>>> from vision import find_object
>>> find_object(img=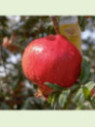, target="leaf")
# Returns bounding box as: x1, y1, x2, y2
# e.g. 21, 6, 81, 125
83, 87, 90, 100
22, 97, 44, 109
85, 81, 95, 91
76, 101, 92, 109
85, 81, 95, 100
58, 89, 70, 108
90, 97, 95, 109
45, 82, 63, 91
73, 82, 95, 105
78, 17, 87, 31
71, 83, 80, 92
72, 88, 85, 104
22, 98, 34, 109
48, 91, 59, 107
79, 58, 91, 84
0, 102, 10, 109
